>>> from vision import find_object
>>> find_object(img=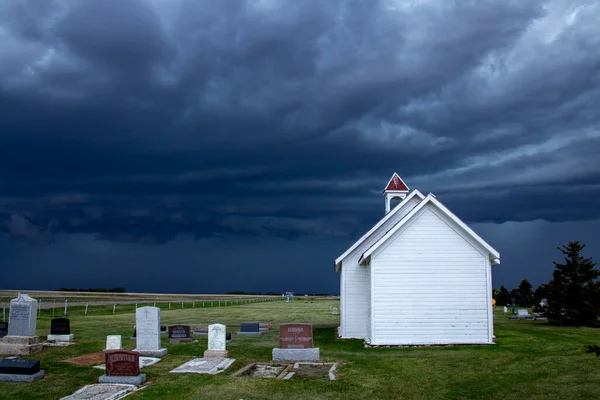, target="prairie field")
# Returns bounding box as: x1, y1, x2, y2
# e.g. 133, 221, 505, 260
1, 298, 599, 400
